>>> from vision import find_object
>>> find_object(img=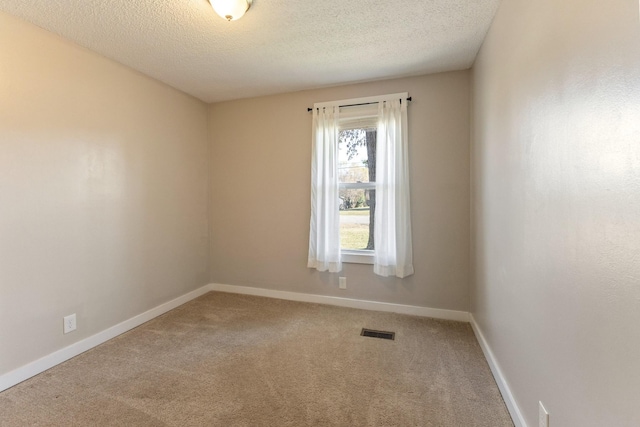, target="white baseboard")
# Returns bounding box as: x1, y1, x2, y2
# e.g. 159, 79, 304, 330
208, 283, 470, 322
0, 285, 211, 393
470, 314, 526, 427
